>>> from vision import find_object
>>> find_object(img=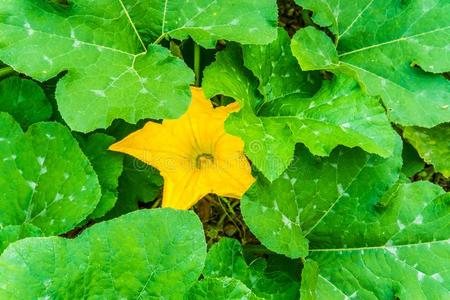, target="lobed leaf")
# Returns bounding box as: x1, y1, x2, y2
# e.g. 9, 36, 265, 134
204, 36, 398, 181
77, 133, 124, 219
241, 138, 402, 258
303, 182, 450, 299
292, 0, 450, 127
404, 124, 450, 177
0, 0, 277, 132
0, 76, 52, 128
0, 209, 206, 299
0, 113, 101, 250
203, 238, 300, 299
